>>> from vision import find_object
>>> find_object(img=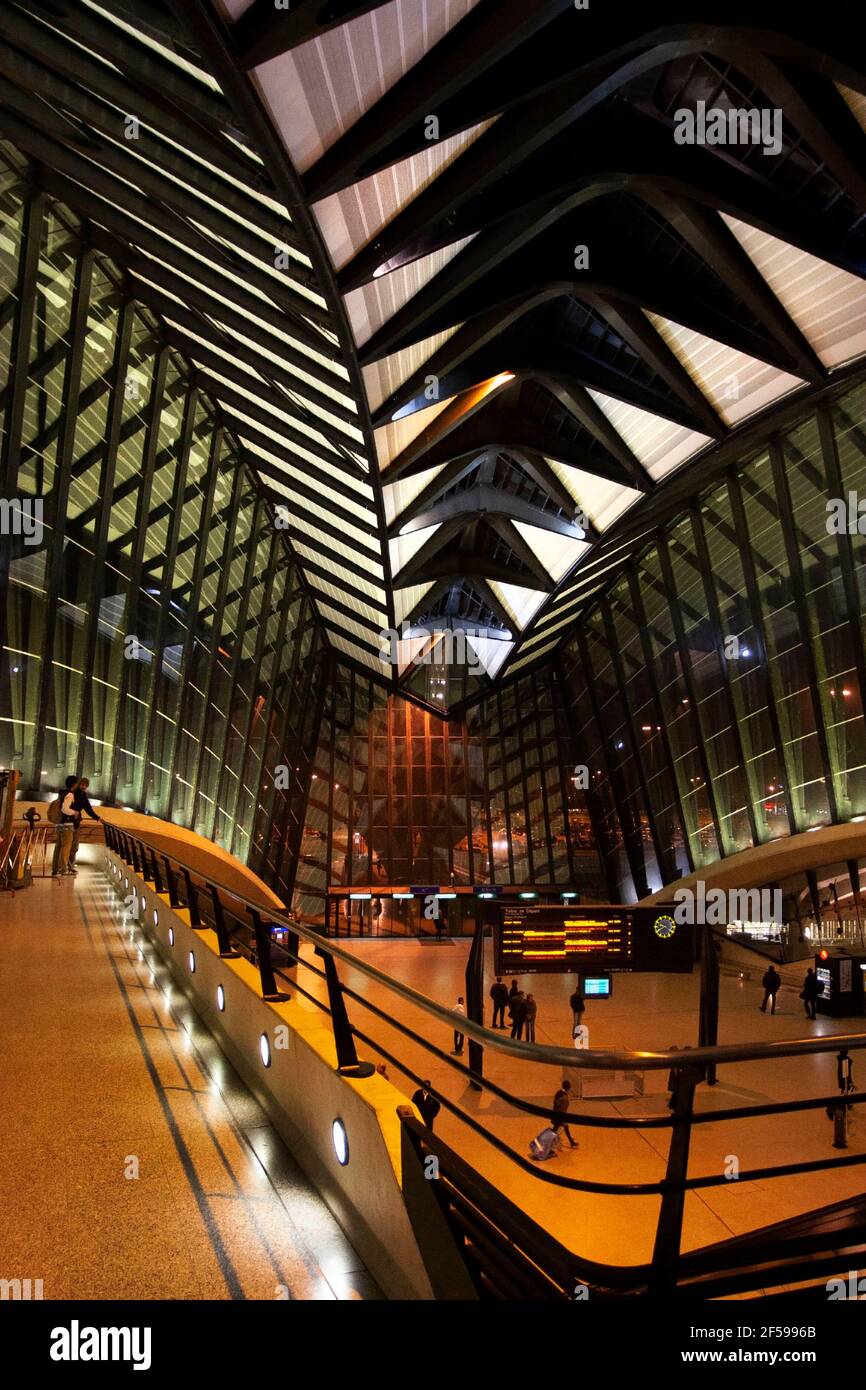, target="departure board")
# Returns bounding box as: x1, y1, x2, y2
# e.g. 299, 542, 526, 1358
495, 905, 692, 974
